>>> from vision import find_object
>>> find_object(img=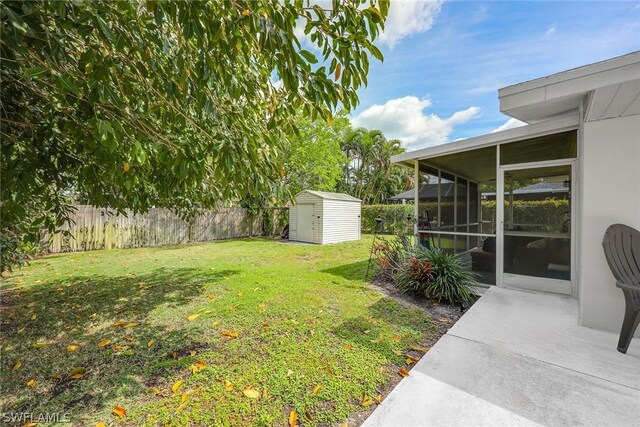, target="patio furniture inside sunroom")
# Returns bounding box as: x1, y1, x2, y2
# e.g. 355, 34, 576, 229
395, 126, 577, 294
